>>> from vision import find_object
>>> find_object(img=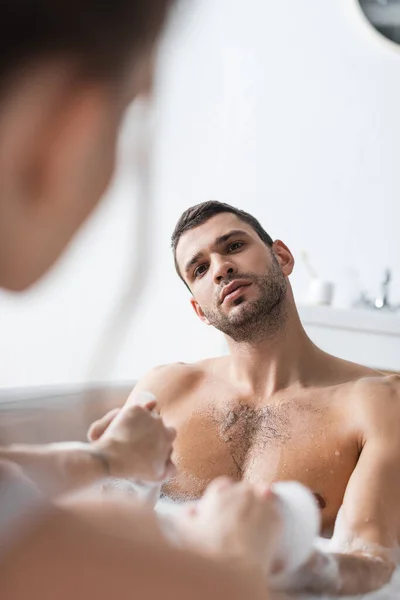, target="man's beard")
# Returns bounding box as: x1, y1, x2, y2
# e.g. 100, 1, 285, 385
202, 257, 288, 343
